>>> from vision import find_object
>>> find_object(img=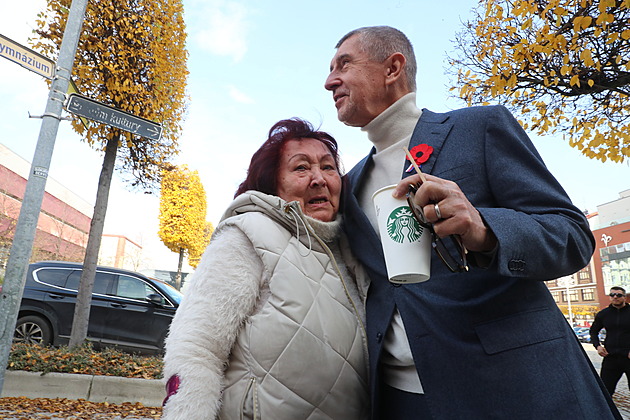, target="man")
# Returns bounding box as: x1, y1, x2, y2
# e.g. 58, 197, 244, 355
325, 26, 620, 419
591, 286, 630, 396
